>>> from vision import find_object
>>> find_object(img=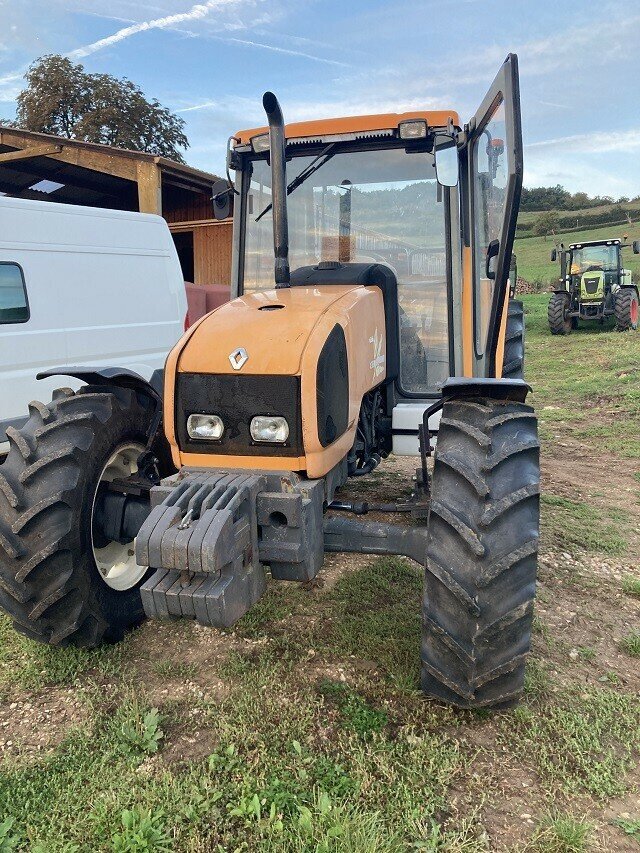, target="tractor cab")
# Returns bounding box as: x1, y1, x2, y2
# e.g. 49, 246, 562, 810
549, 238, 639, 333
213, 56, 523, 460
